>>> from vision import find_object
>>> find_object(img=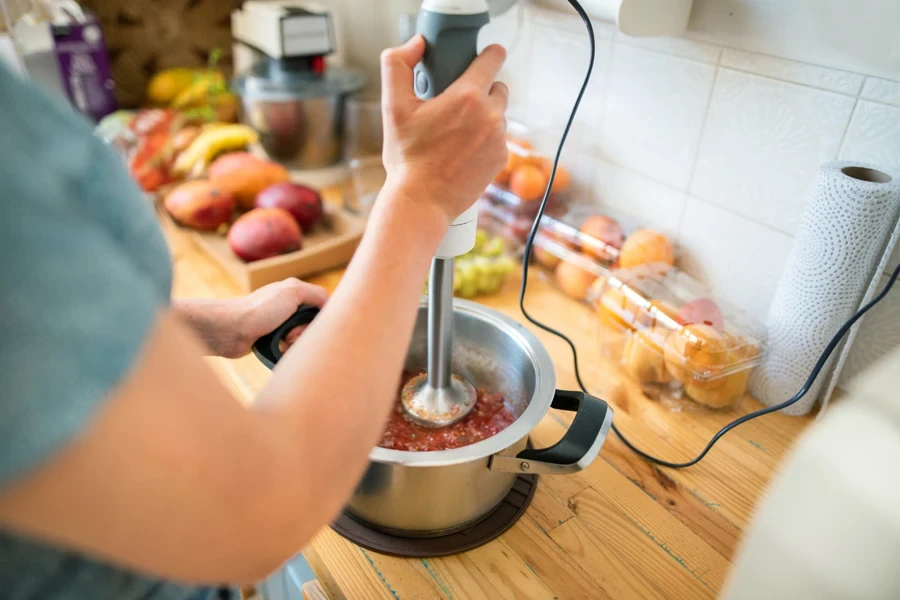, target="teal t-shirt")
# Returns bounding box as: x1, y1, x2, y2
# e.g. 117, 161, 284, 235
0, 65, 215, 599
